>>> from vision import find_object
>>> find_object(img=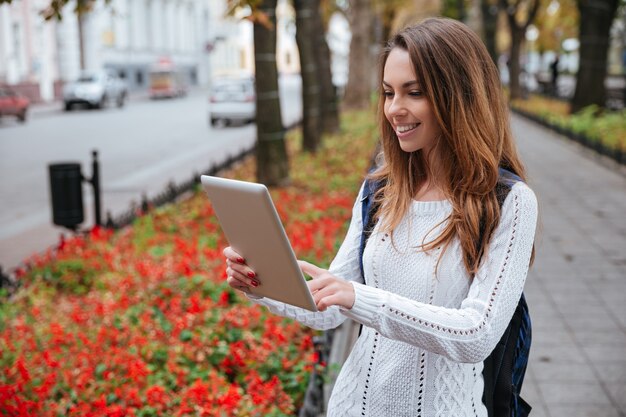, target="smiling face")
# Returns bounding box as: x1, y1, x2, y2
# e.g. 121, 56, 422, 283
382, 48, 442, 156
